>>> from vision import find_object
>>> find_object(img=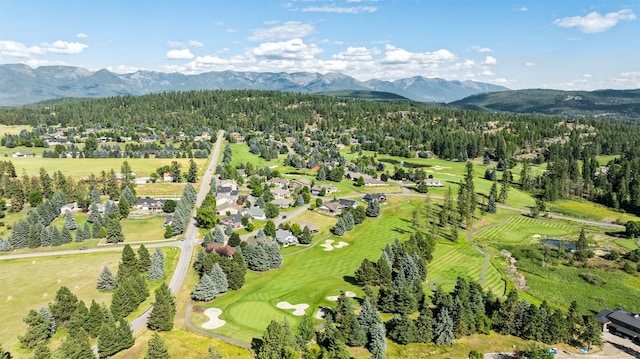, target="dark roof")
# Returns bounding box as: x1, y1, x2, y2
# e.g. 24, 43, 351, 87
338, 199, 357, 207
596, 309, 613, 324
222, 213, 244, 224
363, 193, 385, 201
608, 310, 640, 330
218, 186, 232, 193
